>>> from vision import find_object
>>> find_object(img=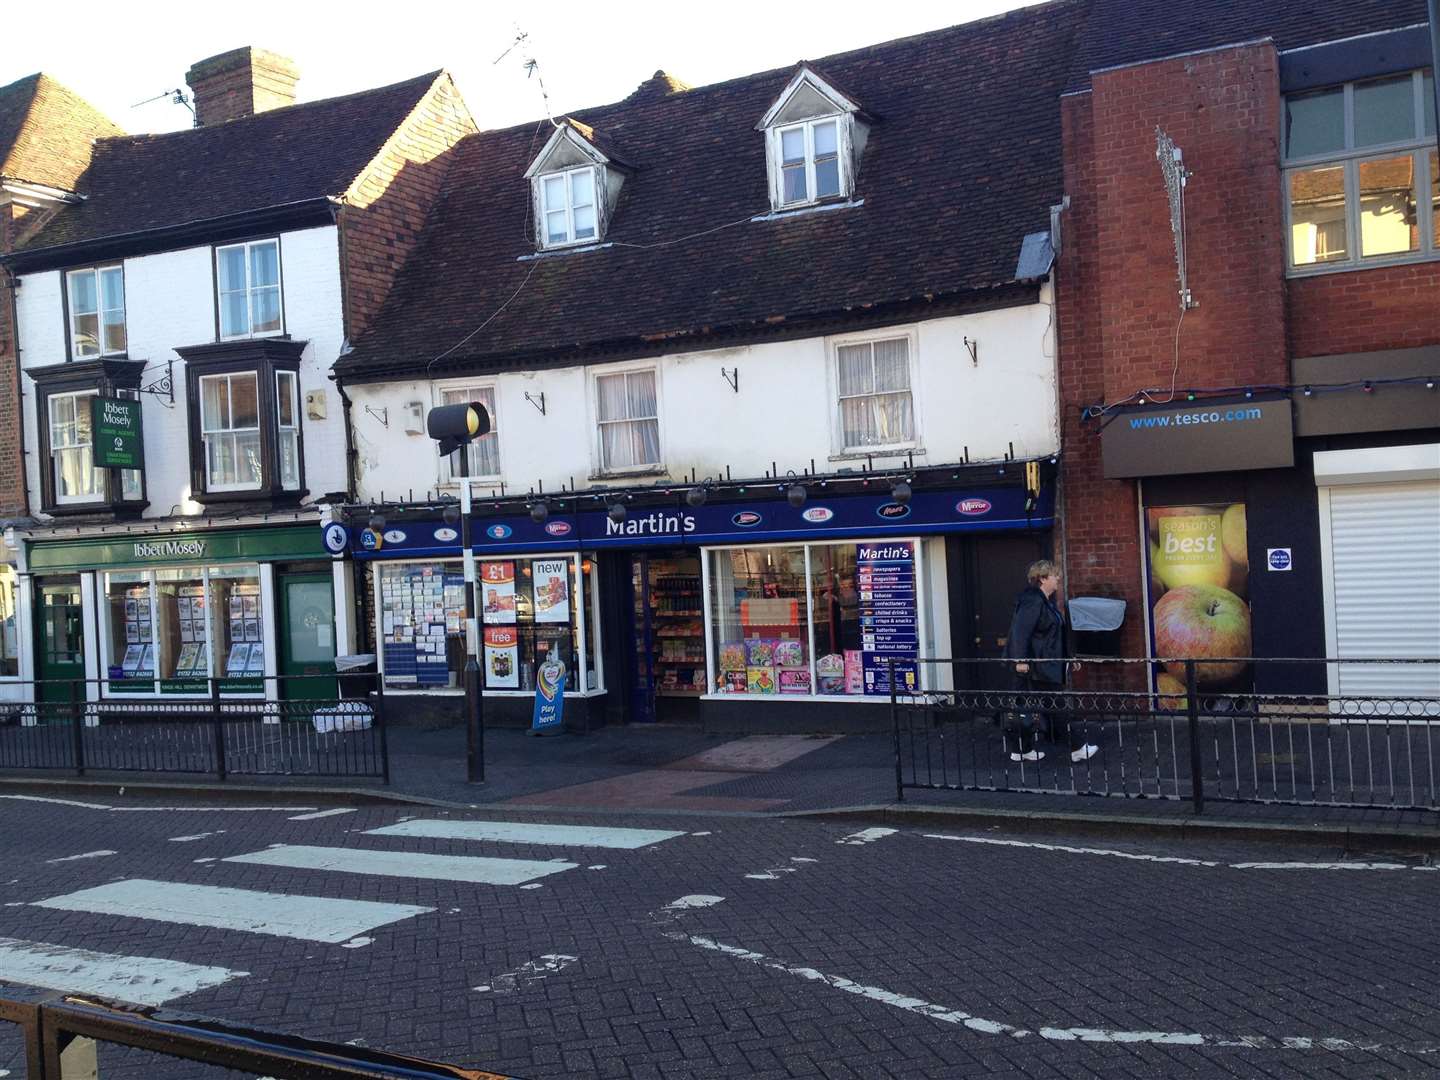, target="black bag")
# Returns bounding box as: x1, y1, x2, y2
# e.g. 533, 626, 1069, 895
1001, 675, 1051, 738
